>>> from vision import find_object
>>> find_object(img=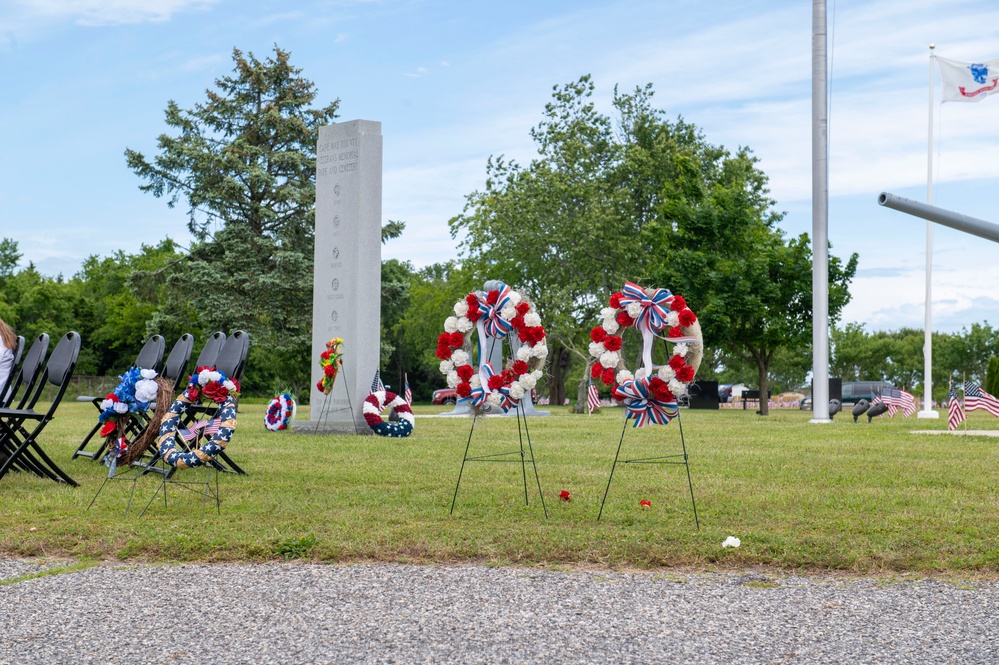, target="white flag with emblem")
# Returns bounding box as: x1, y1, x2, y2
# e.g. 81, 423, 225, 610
938, 56, 999, 103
